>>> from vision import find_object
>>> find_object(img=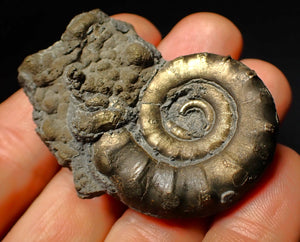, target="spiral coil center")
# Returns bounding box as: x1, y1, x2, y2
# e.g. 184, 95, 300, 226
164, 98, 215, 140
161, 81, 217, 141
139, 63, 238, 165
